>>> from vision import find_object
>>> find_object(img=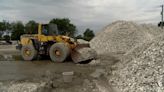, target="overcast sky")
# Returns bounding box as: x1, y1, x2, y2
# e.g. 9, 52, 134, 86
0, 0, 163, 33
